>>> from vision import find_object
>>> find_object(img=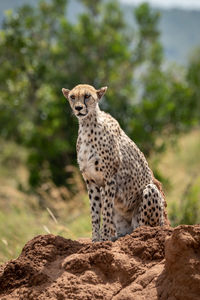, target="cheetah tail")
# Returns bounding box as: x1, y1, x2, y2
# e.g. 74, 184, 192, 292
153, 176, 165, 200
152, 175, 170, 226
